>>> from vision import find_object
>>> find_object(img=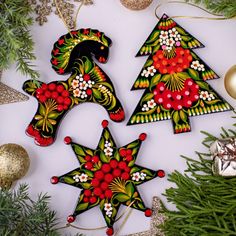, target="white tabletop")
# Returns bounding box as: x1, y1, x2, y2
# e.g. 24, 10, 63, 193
1, 1, 236, 235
